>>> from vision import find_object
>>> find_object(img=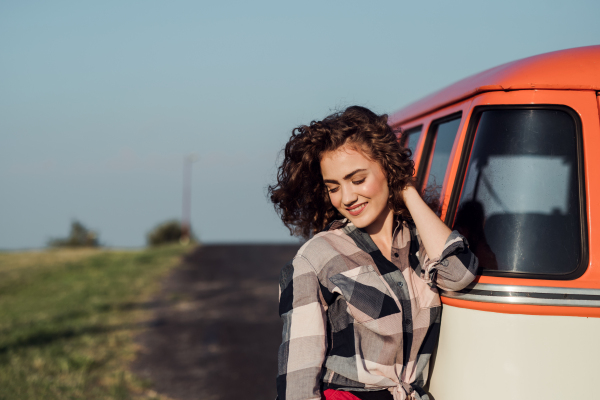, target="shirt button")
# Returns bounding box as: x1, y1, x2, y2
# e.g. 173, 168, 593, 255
397, 282, 403, 287
394, 253, 399, 258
